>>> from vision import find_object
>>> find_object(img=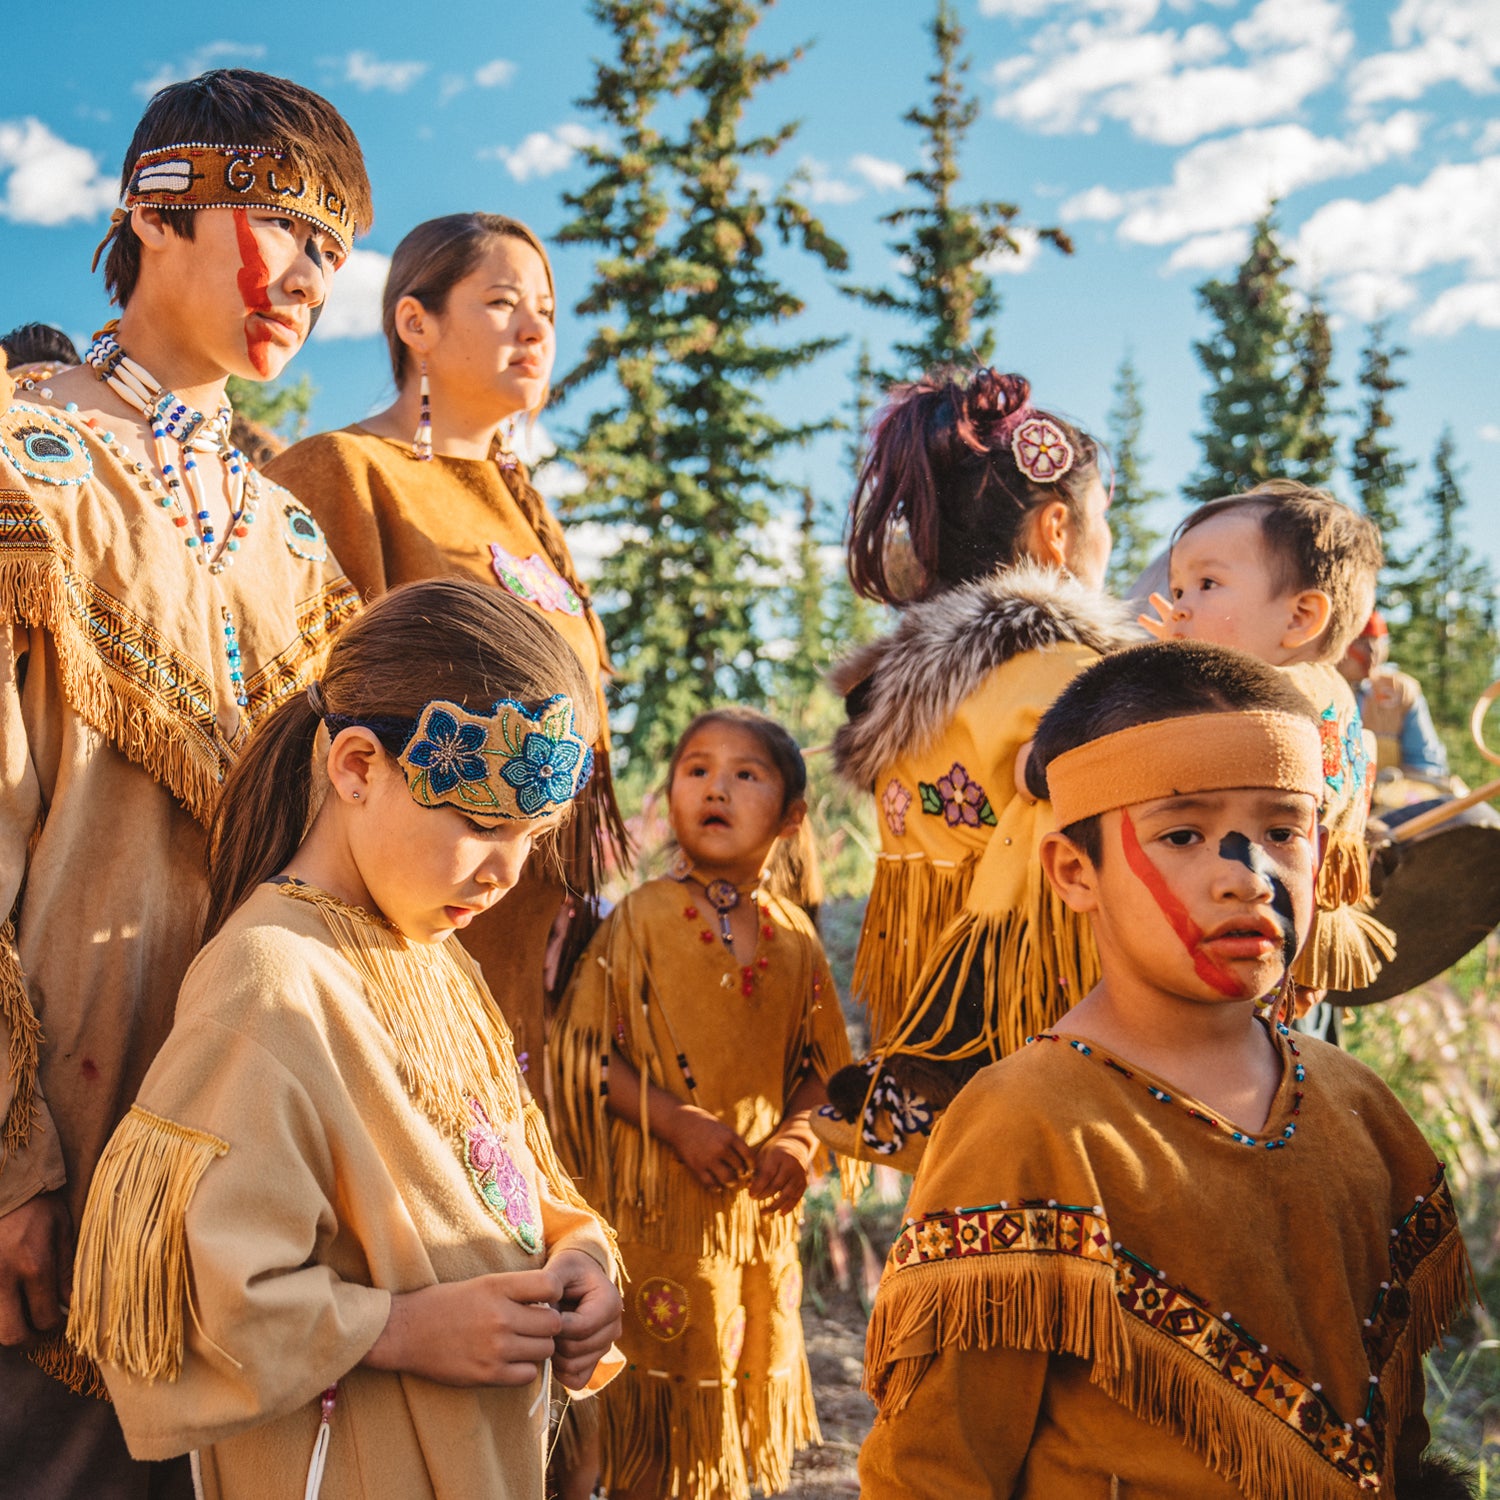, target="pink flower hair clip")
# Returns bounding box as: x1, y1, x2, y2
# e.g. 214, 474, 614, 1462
1010, 413, 1075, 485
